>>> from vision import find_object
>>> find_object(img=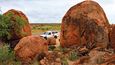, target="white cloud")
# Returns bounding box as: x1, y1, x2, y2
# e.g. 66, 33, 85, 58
0, 0, 115, 24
